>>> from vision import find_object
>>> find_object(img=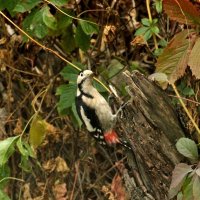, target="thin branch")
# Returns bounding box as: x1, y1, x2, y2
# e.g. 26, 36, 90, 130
172, 83, 200, 136
0, 11, 111, 93
44, 0, 98, 26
